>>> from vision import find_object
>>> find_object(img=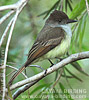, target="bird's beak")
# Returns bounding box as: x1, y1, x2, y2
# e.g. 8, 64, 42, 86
67, 19, 77, 23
